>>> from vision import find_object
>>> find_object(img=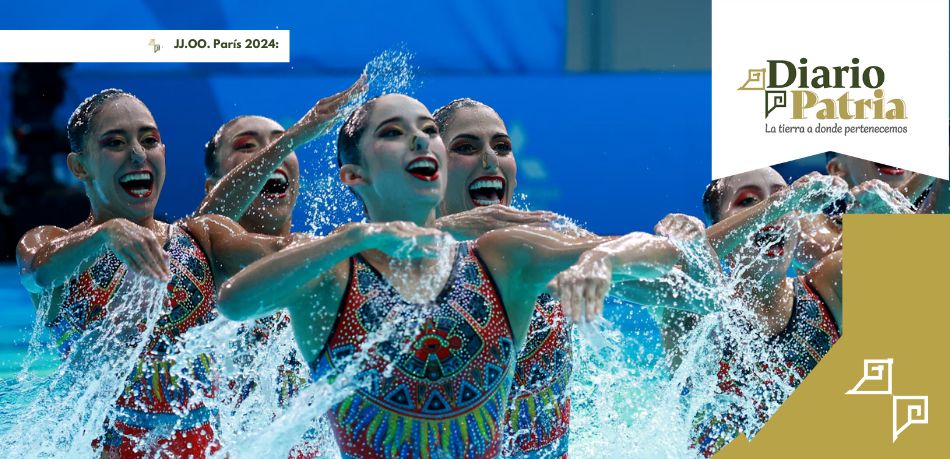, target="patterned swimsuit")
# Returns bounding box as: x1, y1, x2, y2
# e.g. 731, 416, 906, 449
691, 277, 840, 457
309, 242, 515, 459
504, 294, 573, 459
50, 224, 219, 458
